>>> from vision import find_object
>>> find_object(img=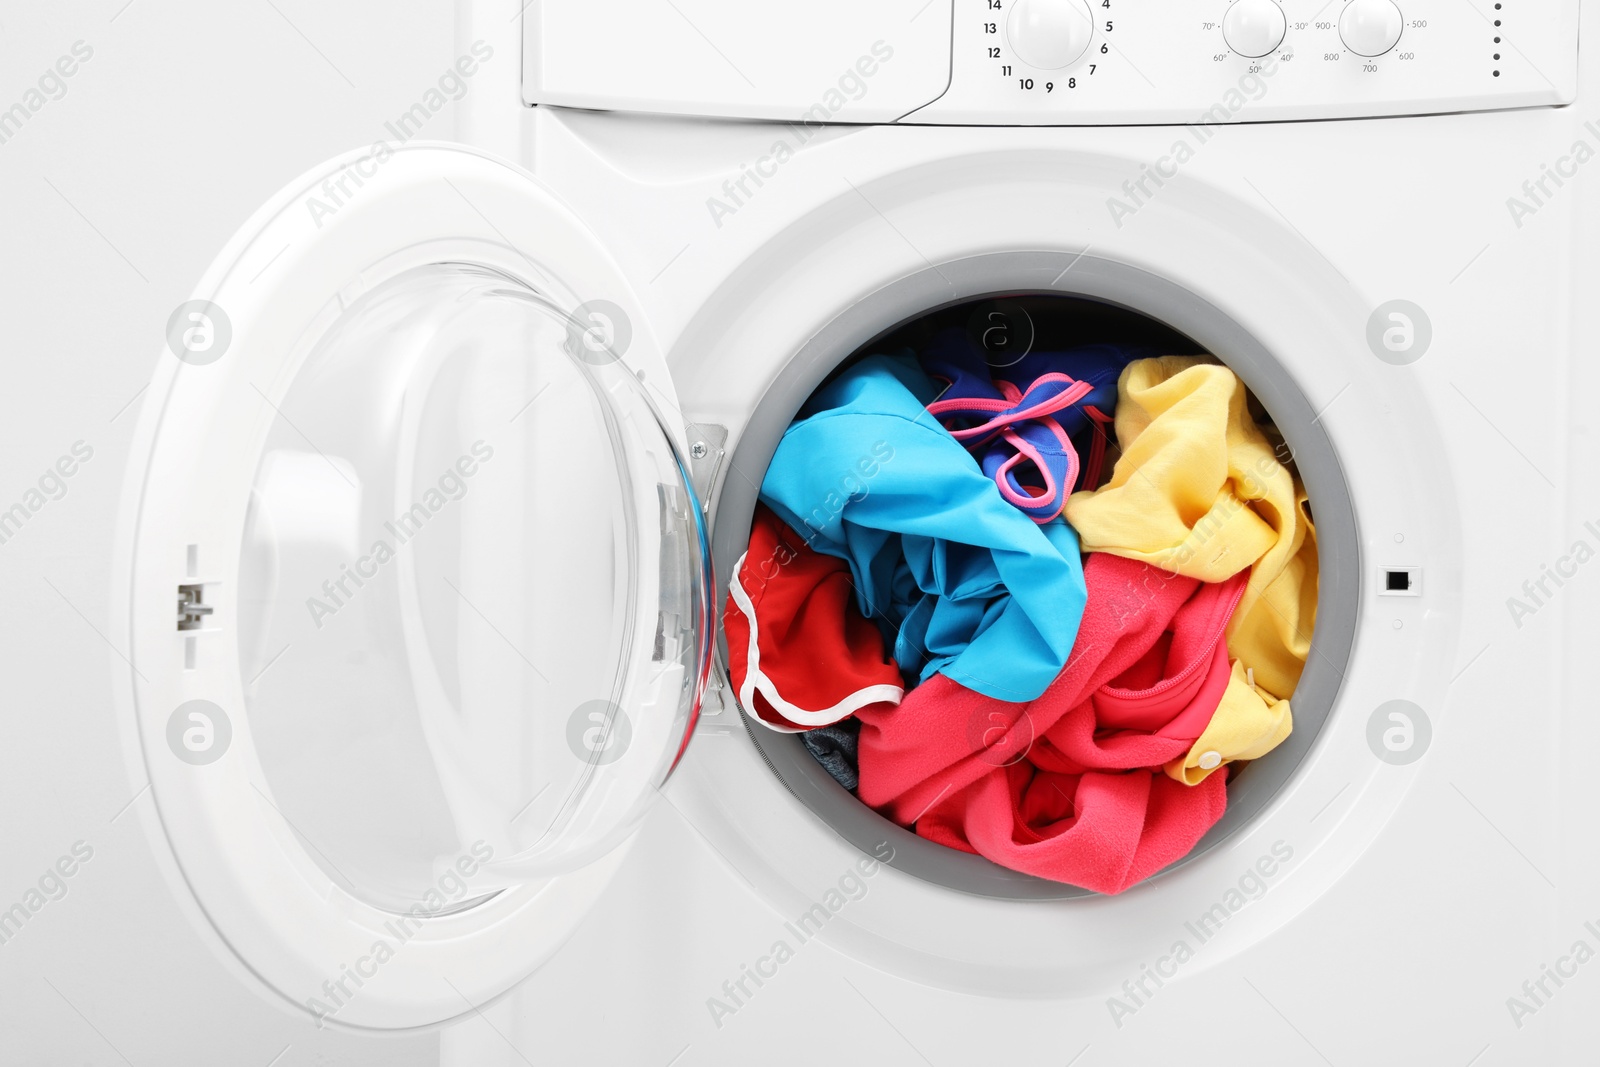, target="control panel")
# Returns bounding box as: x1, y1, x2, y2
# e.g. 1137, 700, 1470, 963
901, 0, 1577, 123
